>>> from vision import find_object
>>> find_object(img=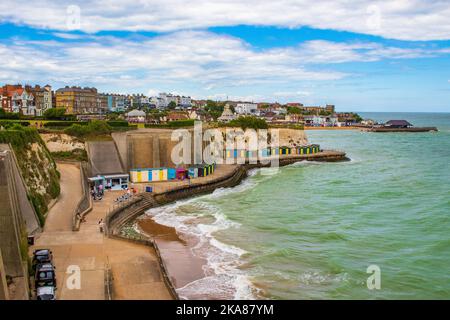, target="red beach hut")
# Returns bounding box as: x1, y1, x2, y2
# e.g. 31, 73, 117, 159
176, 168, 187, 180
